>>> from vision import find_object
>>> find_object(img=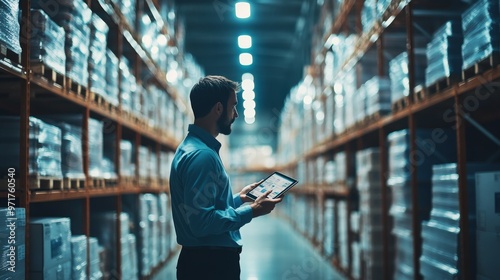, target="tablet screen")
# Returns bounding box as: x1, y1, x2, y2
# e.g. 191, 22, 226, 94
247, 172, 297, 199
